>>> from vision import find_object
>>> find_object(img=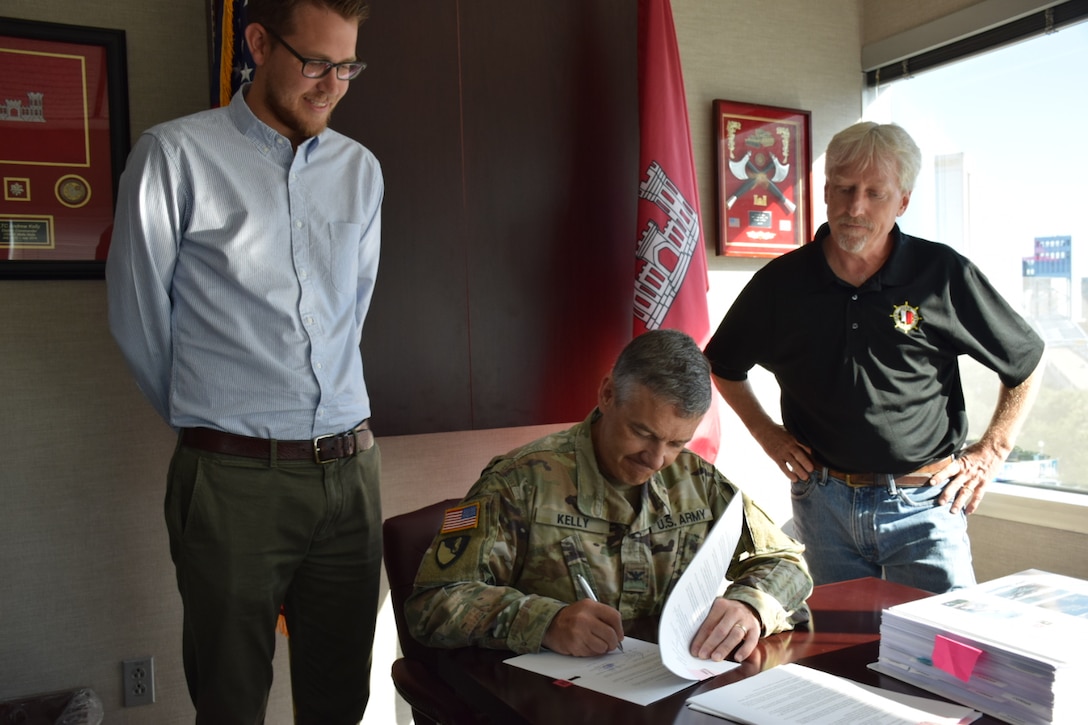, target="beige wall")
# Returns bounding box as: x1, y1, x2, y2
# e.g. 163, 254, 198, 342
675, 0, 863, 268
2, 1, 223, 722
2, 1, 1082, 723
970, 515, 1088, 582
672, 0, 865, 515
